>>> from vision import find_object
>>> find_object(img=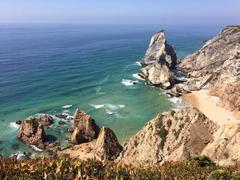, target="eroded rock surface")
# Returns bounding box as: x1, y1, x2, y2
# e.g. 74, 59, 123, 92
169, 26, 240, 95
95, 127, 122, 161
67, 109, 100, 144
208, 82, 240, 111
140, 30, 177, 88
17, 117, 47, 149
118, 108, 217, 166
118, 107, 240, 166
